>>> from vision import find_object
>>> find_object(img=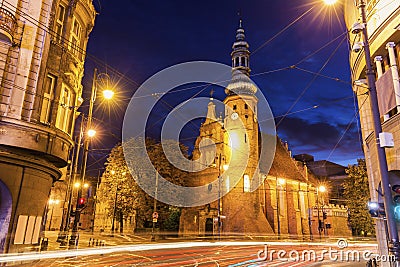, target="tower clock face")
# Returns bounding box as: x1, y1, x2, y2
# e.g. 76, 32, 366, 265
231, 112, 239, 120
